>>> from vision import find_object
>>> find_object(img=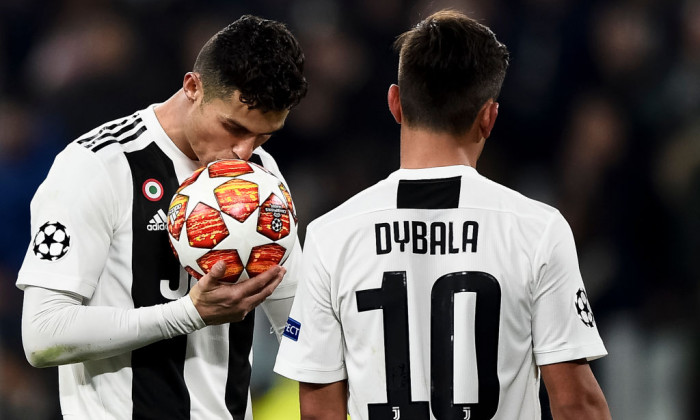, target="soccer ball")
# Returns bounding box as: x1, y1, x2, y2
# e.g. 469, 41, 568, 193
33, 221, 71, 261
167, 159, 297, 283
